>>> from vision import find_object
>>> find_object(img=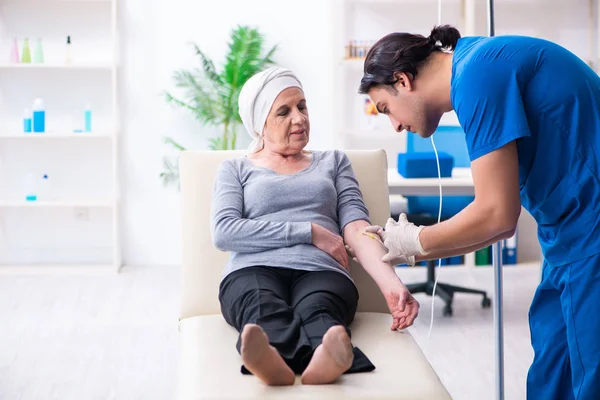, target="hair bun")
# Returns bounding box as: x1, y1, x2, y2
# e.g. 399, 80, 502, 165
429, 25, 461, 50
